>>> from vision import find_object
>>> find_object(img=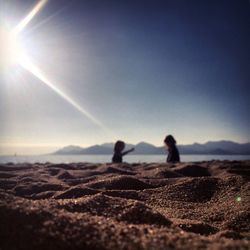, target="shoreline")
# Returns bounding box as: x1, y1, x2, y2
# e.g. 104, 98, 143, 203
1, 155, 250, 165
